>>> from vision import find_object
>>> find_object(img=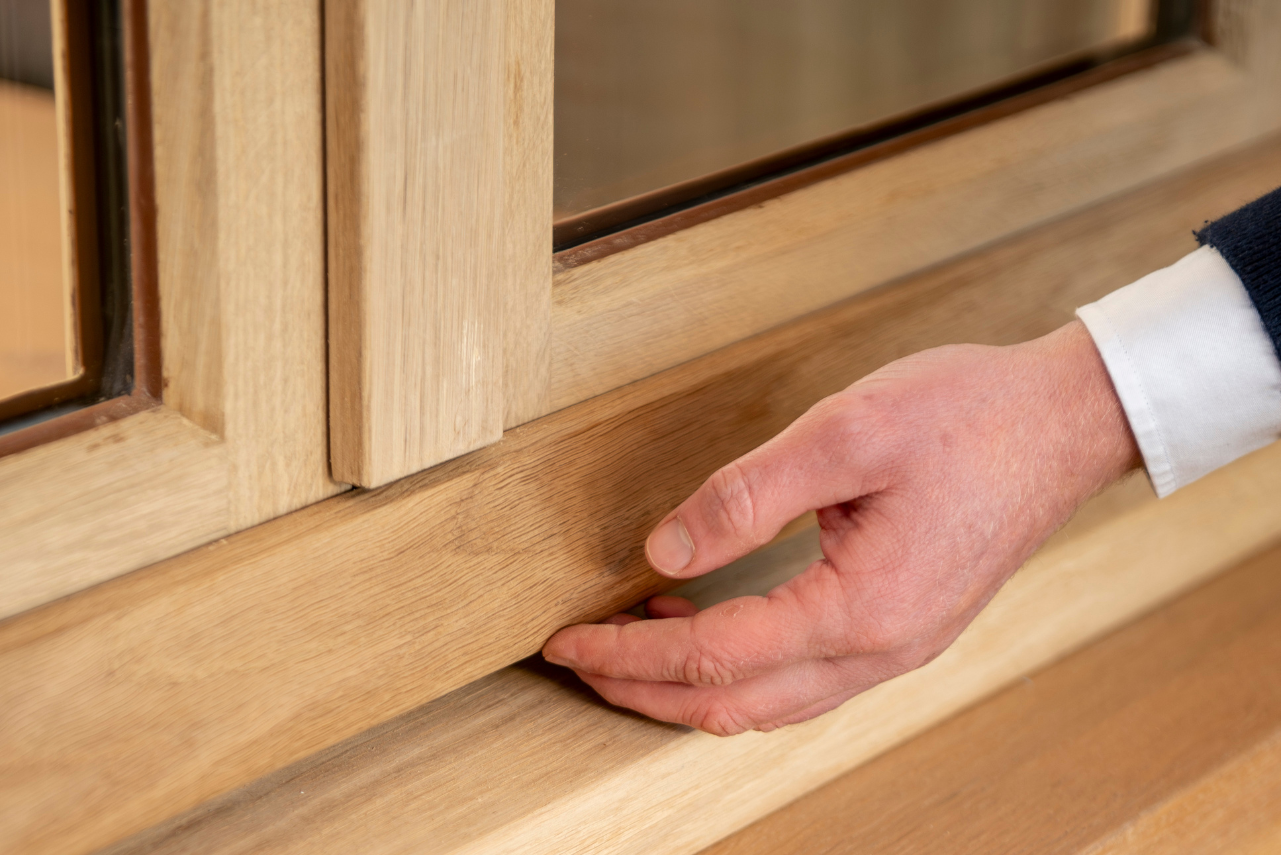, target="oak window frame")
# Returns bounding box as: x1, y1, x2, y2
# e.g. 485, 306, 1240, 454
5, 2, 1281, 852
